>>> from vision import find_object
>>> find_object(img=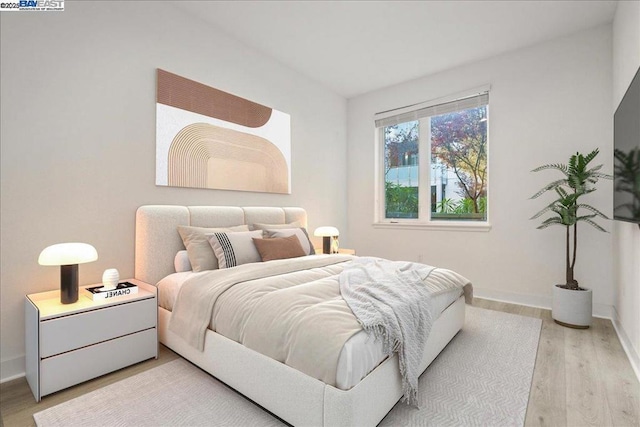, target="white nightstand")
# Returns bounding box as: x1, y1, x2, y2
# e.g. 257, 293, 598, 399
25, 278, 158, 402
